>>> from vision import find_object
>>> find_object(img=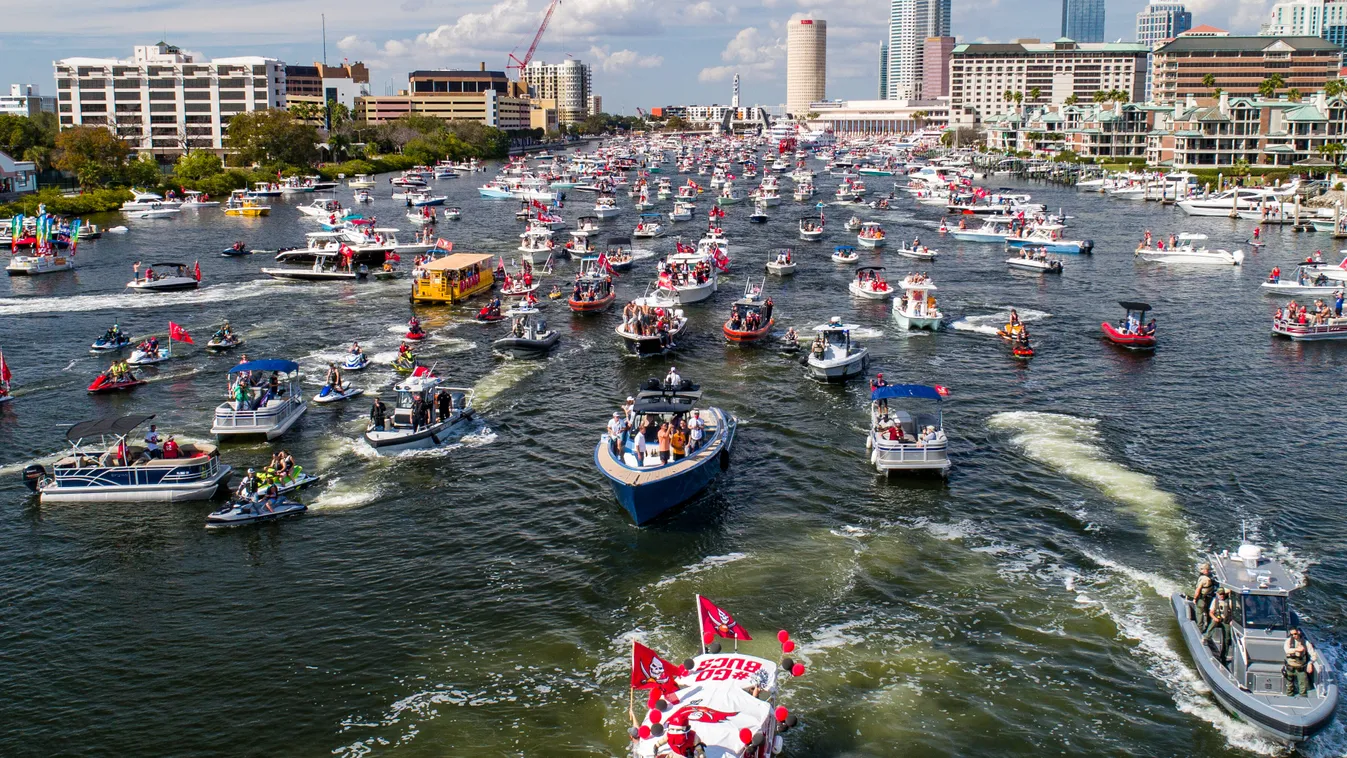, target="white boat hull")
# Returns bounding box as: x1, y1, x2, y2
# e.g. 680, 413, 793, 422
806, 351, 868, 382
849, 282, 893, 300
